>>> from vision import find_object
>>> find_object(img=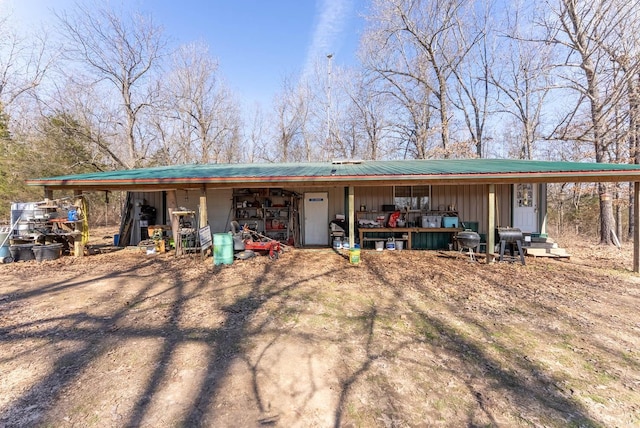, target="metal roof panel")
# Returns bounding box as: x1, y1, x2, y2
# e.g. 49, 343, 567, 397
26, 159, 640, 188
